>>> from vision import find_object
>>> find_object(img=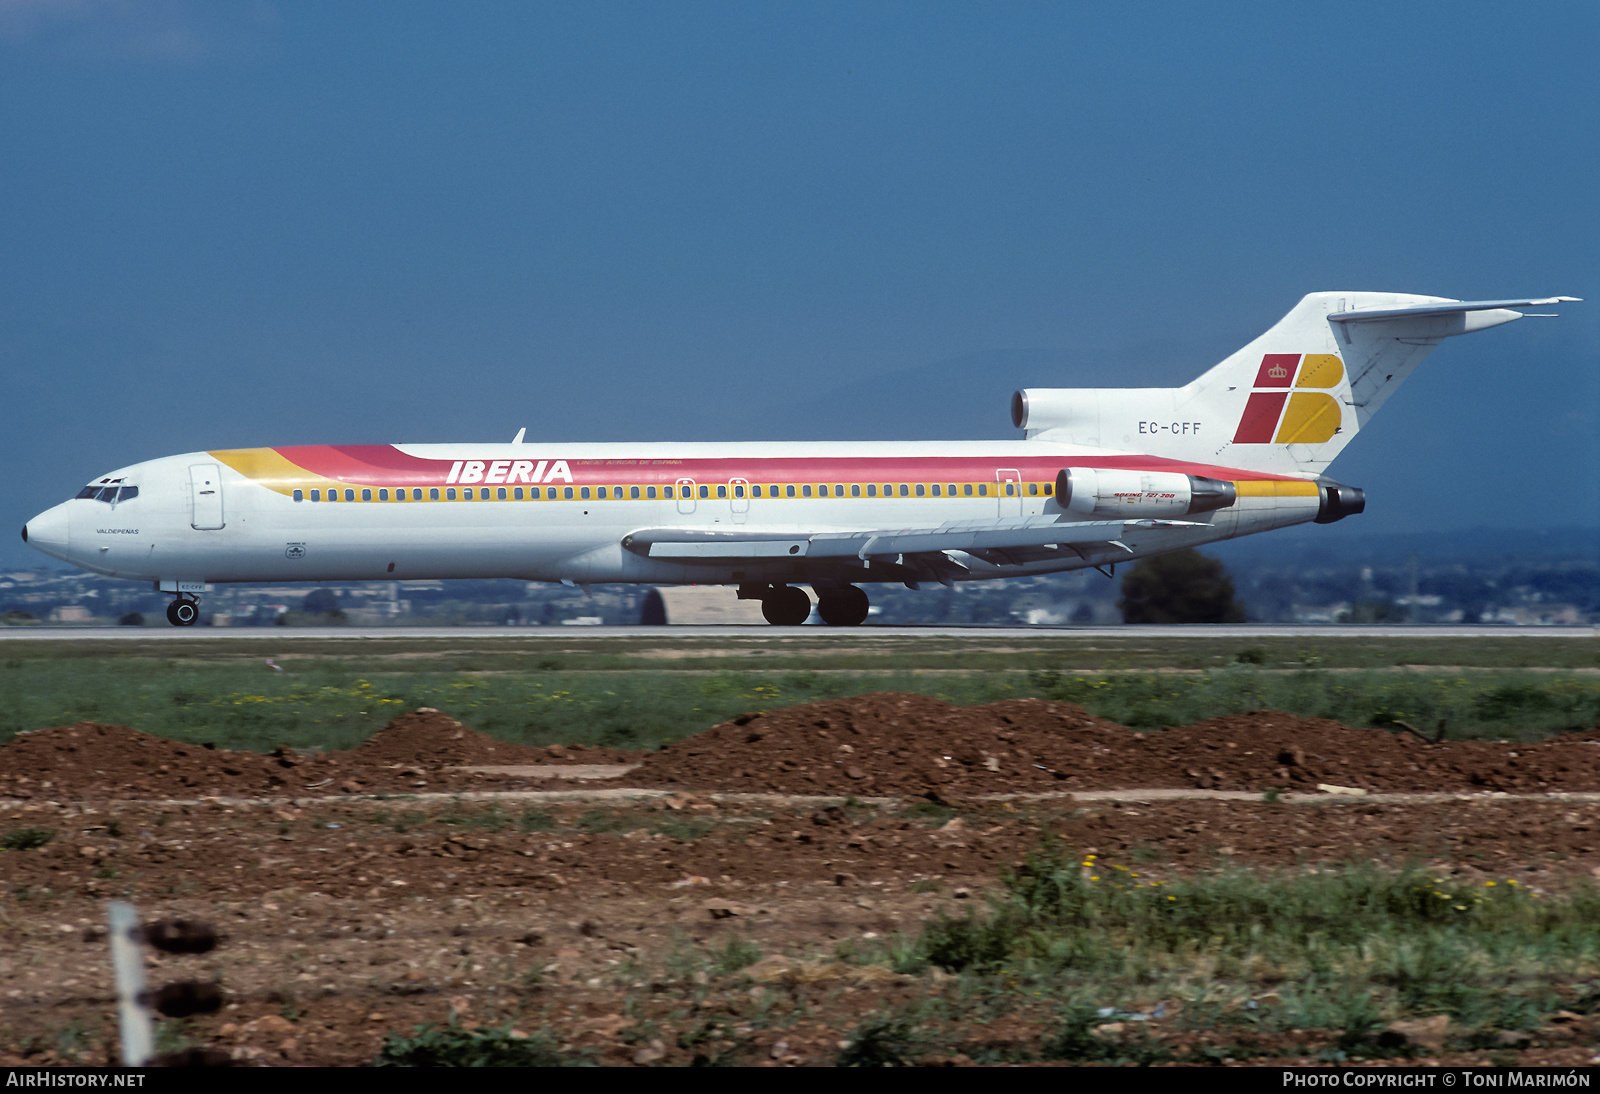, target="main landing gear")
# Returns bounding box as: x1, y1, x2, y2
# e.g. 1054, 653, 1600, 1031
749, 584, 871, 626
816, 585, 870, 627
165, 596, 199, 627
760, 585, 811, 626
